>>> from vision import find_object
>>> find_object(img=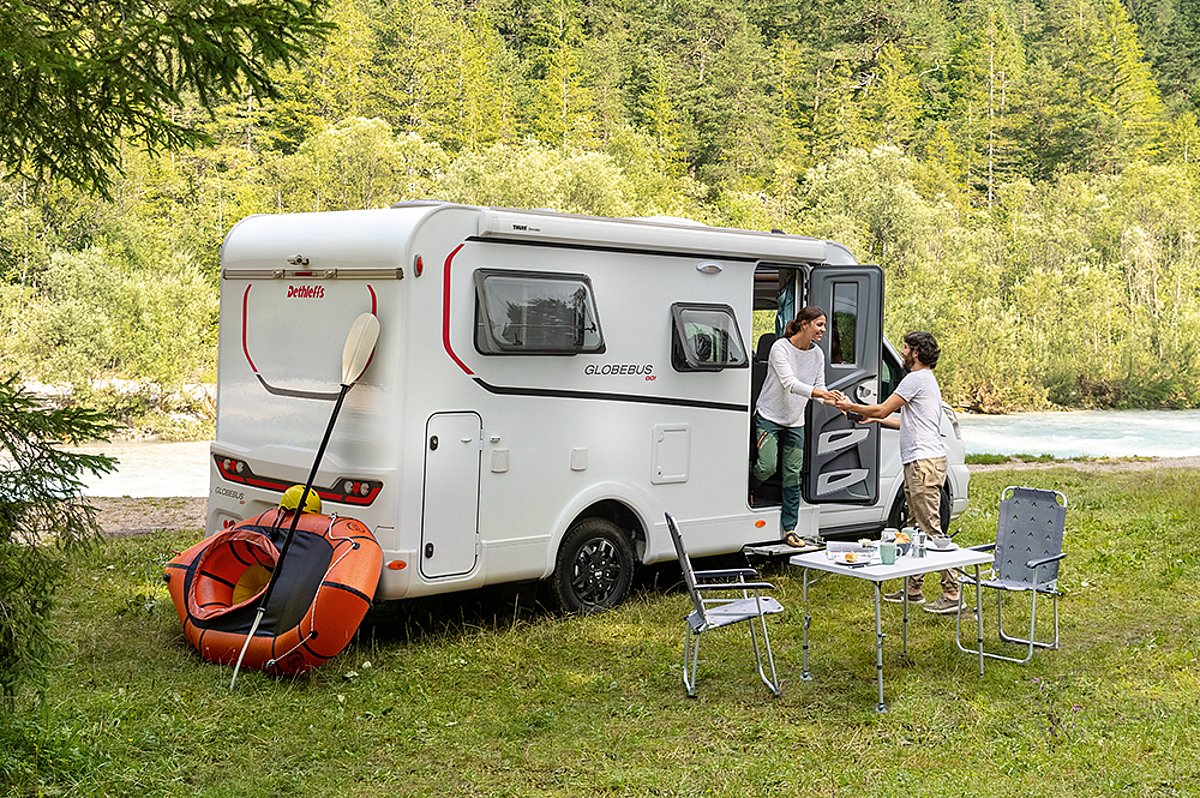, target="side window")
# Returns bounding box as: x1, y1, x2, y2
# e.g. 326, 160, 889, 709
881, 346, 903, 401
830, 282, 858, 365
475, 270, 605, 355
670, 303, 749, 372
